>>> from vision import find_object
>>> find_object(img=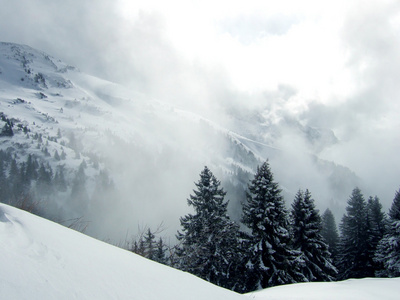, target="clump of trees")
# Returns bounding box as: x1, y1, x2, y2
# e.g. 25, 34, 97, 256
0, 149, 114, 225
3, 148, 399, 293
130, 227, 169, 265
167, 161, 399, 293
